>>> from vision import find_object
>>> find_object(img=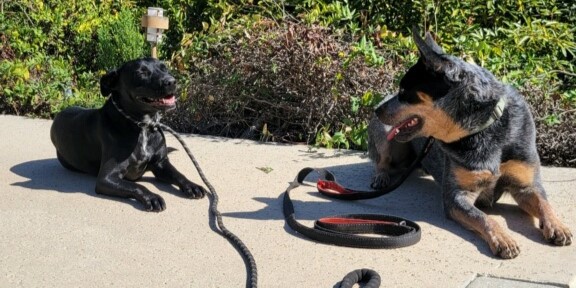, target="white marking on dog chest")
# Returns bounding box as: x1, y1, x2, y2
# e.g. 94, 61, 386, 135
139, 127, 152, 162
